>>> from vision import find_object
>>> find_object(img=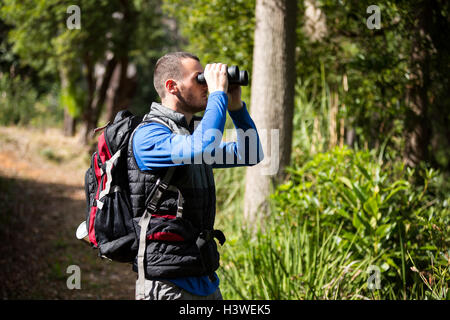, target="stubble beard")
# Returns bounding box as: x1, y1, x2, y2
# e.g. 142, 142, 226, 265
178, 91, 207, 114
